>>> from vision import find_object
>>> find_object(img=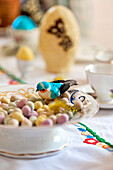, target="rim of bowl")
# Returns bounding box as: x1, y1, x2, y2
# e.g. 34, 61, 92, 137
85, 63, 113, 76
